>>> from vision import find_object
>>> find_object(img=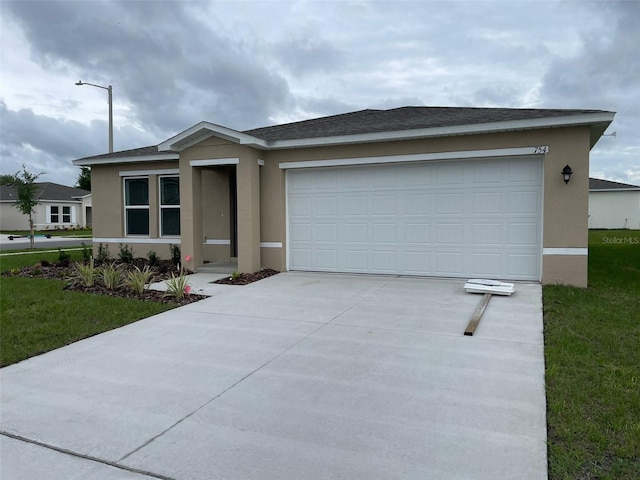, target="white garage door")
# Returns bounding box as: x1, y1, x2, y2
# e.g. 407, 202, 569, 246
287, 157, 542, 281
